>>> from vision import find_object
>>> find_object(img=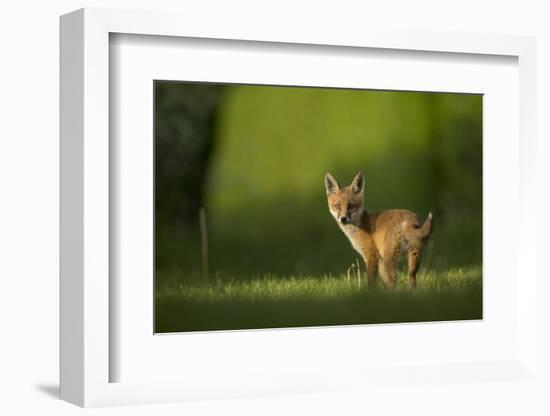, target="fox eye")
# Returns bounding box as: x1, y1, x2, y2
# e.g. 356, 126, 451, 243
348, 204, 356, 210
334, 204, 341, 210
